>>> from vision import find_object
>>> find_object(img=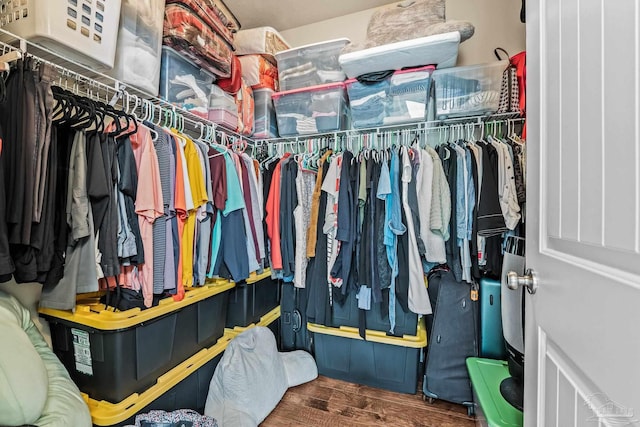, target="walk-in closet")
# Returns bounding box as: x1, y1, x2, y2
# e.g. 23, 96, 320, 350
1, 1, 638, 426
